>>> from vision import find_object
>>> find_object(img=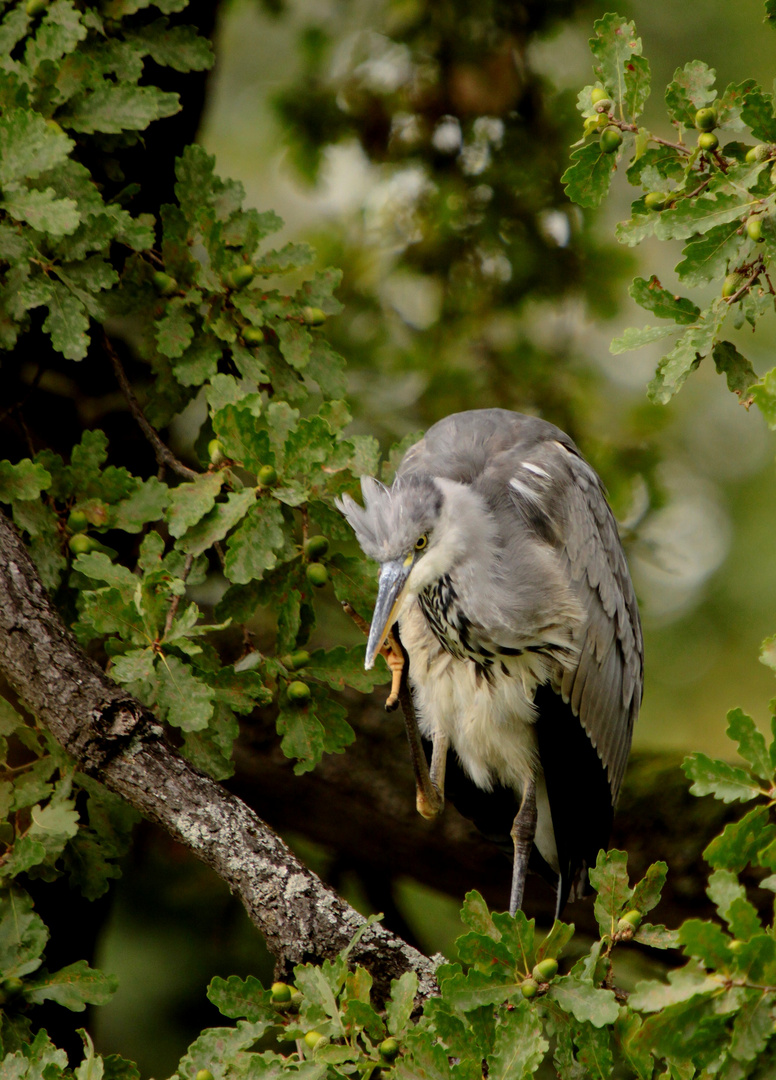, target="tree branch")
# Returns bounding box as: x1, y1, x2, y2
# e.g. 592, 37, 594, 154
0, 511, 440, 999
104, 333, 199, 481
